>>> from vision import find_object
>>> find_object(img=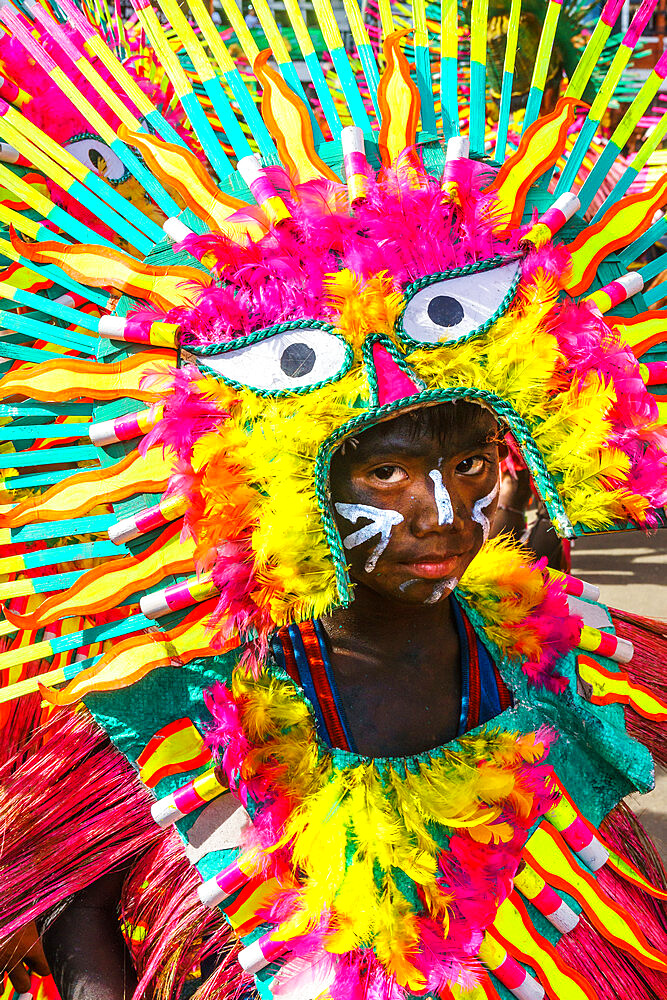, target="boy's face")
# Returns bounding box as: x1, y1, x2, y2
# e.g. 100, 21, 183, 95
330, 405, 503, 605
